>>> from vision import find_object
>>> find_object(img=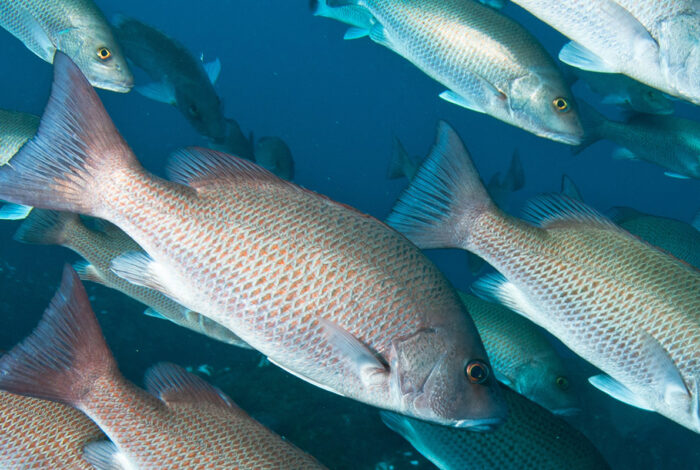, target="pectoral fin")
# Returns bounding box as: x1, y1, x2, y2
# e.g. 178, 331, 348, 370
589, 374, 654, 411
136, 81, 177, 105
